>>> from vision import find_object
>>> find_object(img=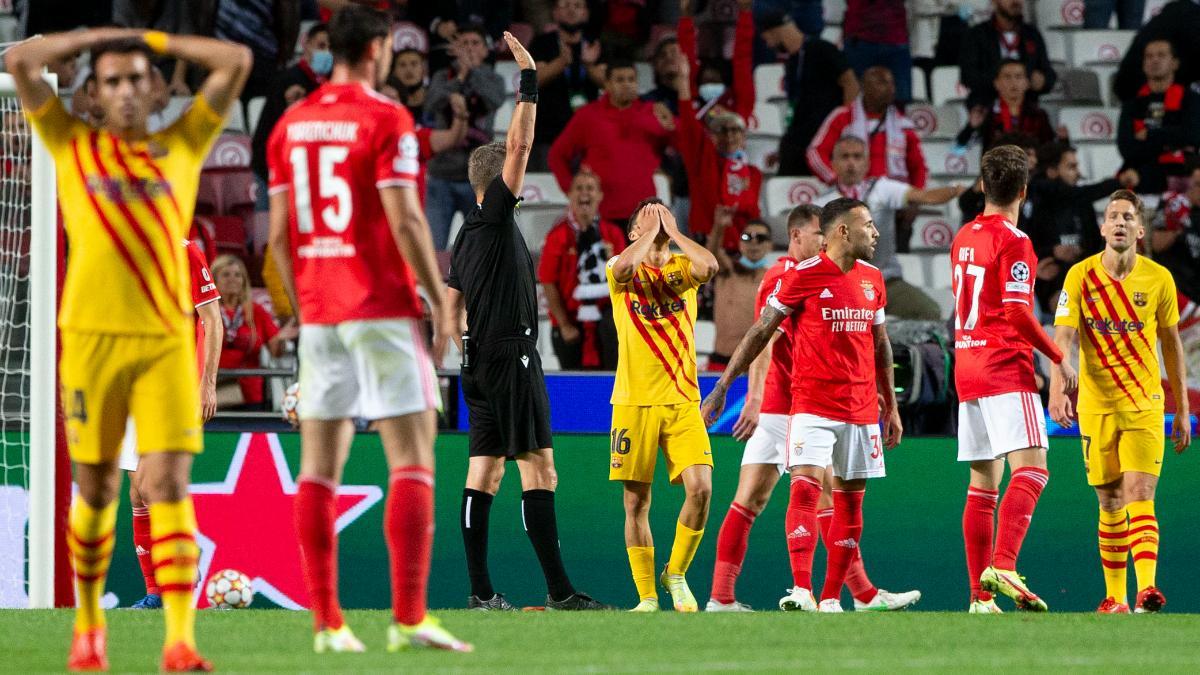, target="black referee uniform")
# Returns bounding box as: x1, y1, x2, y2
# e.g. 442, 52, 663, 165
449, 176, 553, 458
